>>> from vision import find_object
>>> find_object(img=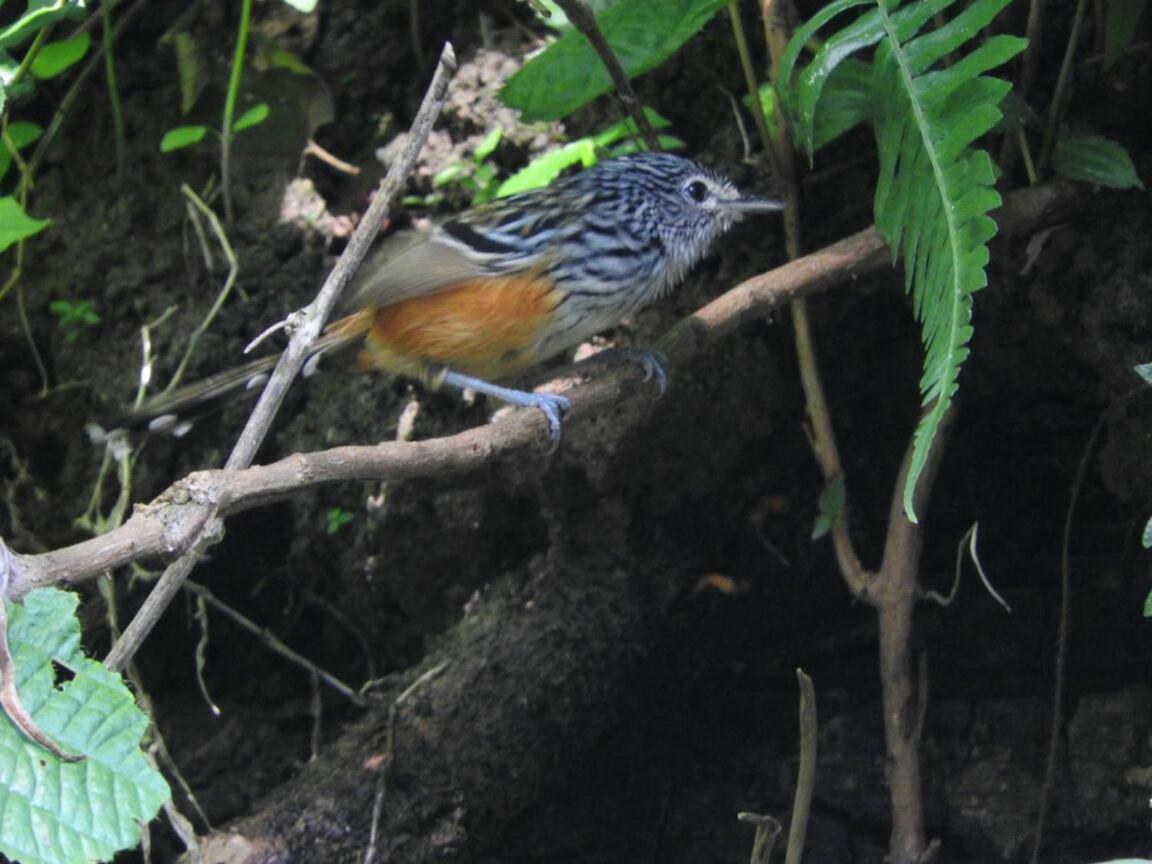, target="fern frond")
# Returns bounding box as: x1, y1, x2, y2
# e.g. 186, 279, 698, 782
779, 0, 1025, 521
